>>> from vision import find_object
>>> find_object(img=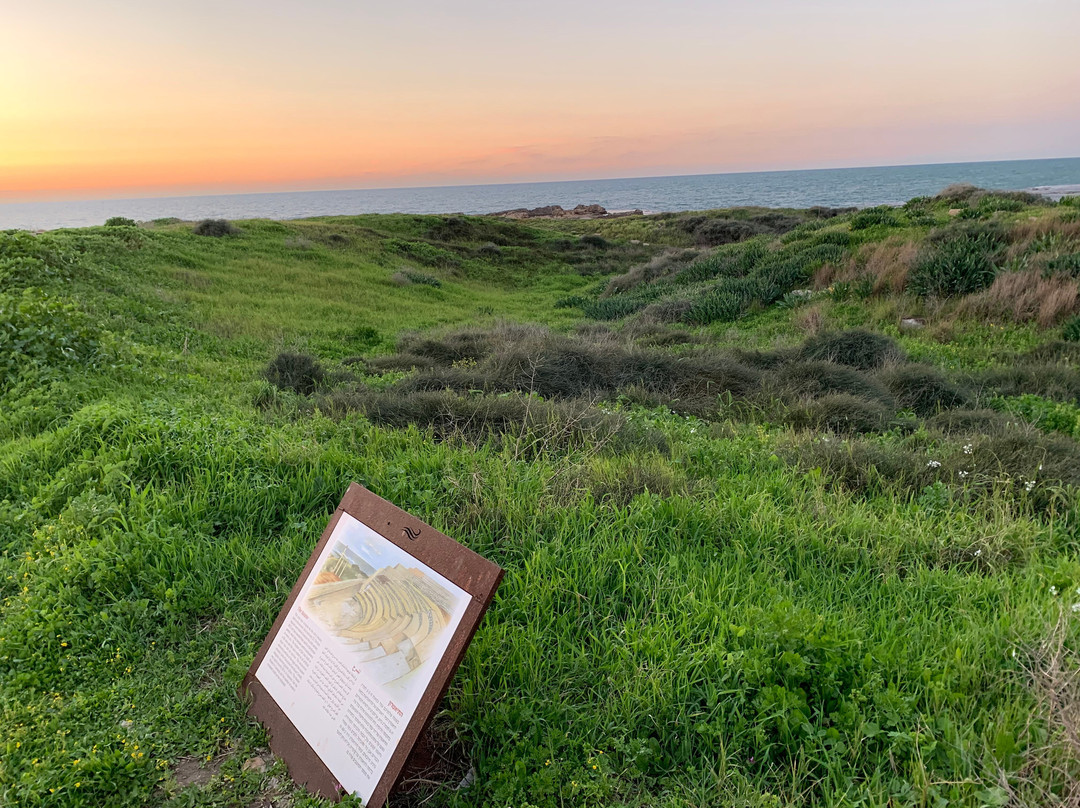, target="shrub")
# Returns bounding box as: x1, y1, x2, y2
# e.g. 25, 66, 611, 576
977, 364, 1080, 403
388, 239, 459, 267
1023, 341, 1080, 364
0, 289, 102, 382
798, 329, 905, 370
783, 437, 932, 497
640, 298, 694, 324
691, 219, 764, 246
849, 206, 900, 230
768, 361, 895, 405
1064, 316, 1080, 343
391, 269, 442, 287
265, 352, 325, 395
476, 242, 502, 258
193, 219, 238, 237
807, 206, 858, 219
326, 233, 349, 247
795, 393, 894, 434
927, 408, 1013, 436
104, 216, 137, 227
580, 234, 609, 249
908, 222, 1006, 297
879, 365, 972, 416
1047, 253, 1080, 277
991, 394, 1080, 439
